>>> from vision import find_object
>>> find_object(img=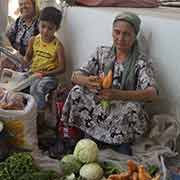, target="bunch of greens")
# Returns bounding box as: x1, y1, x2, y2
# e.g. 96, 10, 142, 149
60, 154, 83, 175
147, 165, 159, 177
0, 152, 60, 180
100, 161, 124, 177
